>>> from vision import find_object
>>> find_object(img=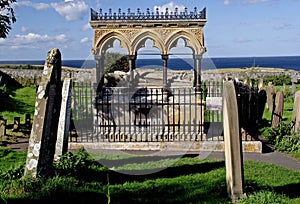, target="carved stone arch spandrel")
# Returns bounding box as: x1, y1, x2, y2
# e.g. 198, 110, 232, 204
94, 31, 131, 55
166, 30, 205, 55
131, 30, 166, 54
